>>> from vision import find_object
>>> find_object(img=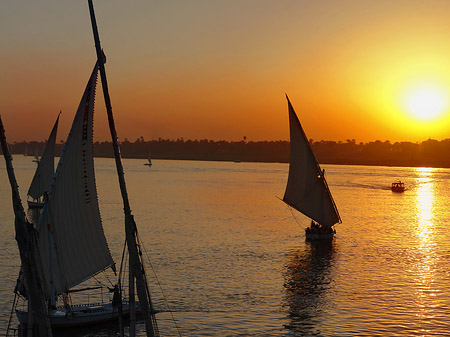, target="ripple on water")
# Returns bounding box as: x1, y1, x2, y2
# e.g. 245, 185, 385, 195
2, 160, 450, 335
